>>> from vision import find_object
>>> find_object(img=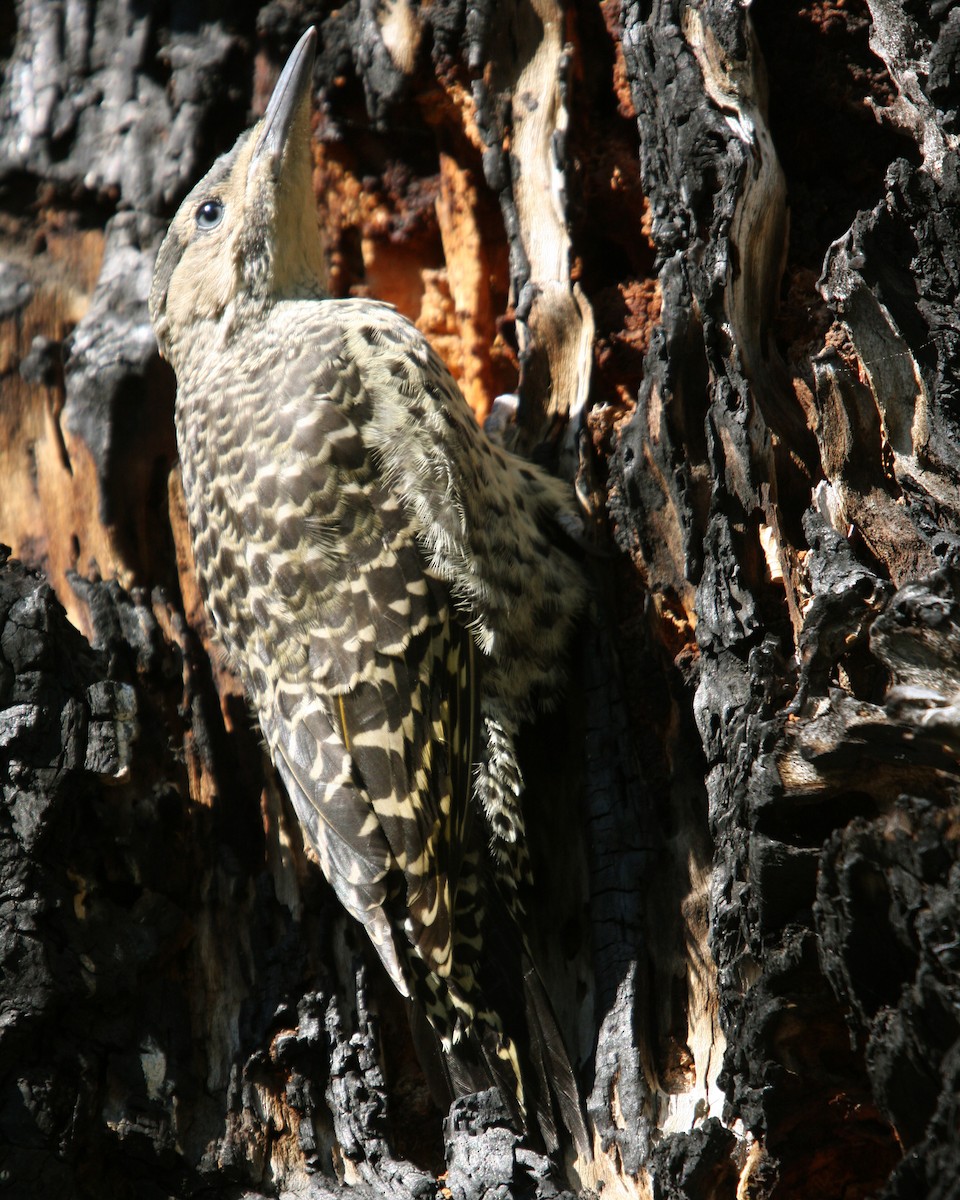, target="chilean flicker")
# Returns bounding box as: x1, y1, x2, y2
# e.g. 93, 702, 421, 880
149, 27, 587, 1154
